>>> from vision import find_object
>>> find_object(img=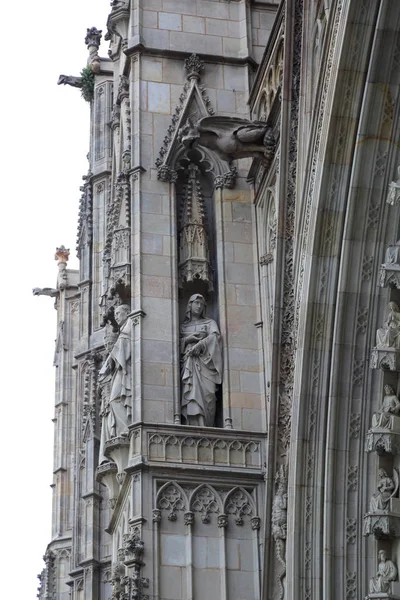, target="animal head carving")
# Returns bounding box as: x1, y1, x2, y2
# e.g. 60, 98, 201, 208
178, 118, 200, 149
